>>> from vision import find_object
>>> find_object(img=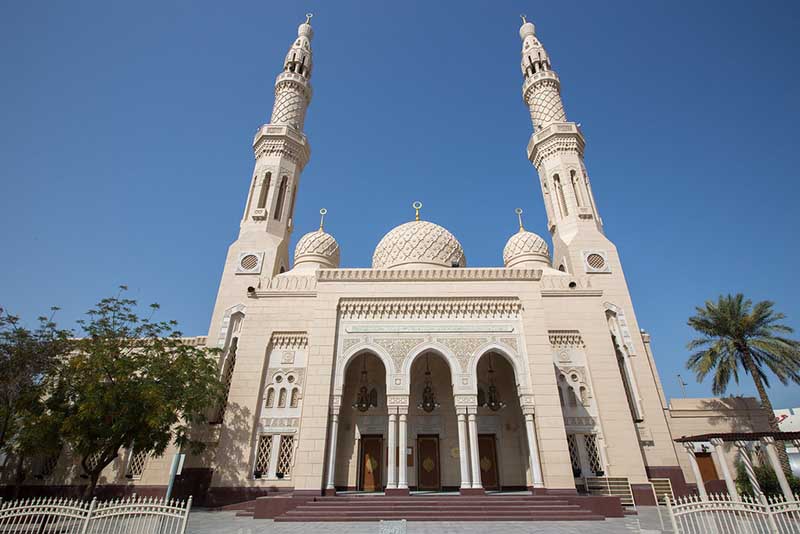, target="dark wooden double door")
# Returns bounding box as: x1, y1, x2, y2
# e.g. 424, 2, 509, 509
415, 434, 500, 491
